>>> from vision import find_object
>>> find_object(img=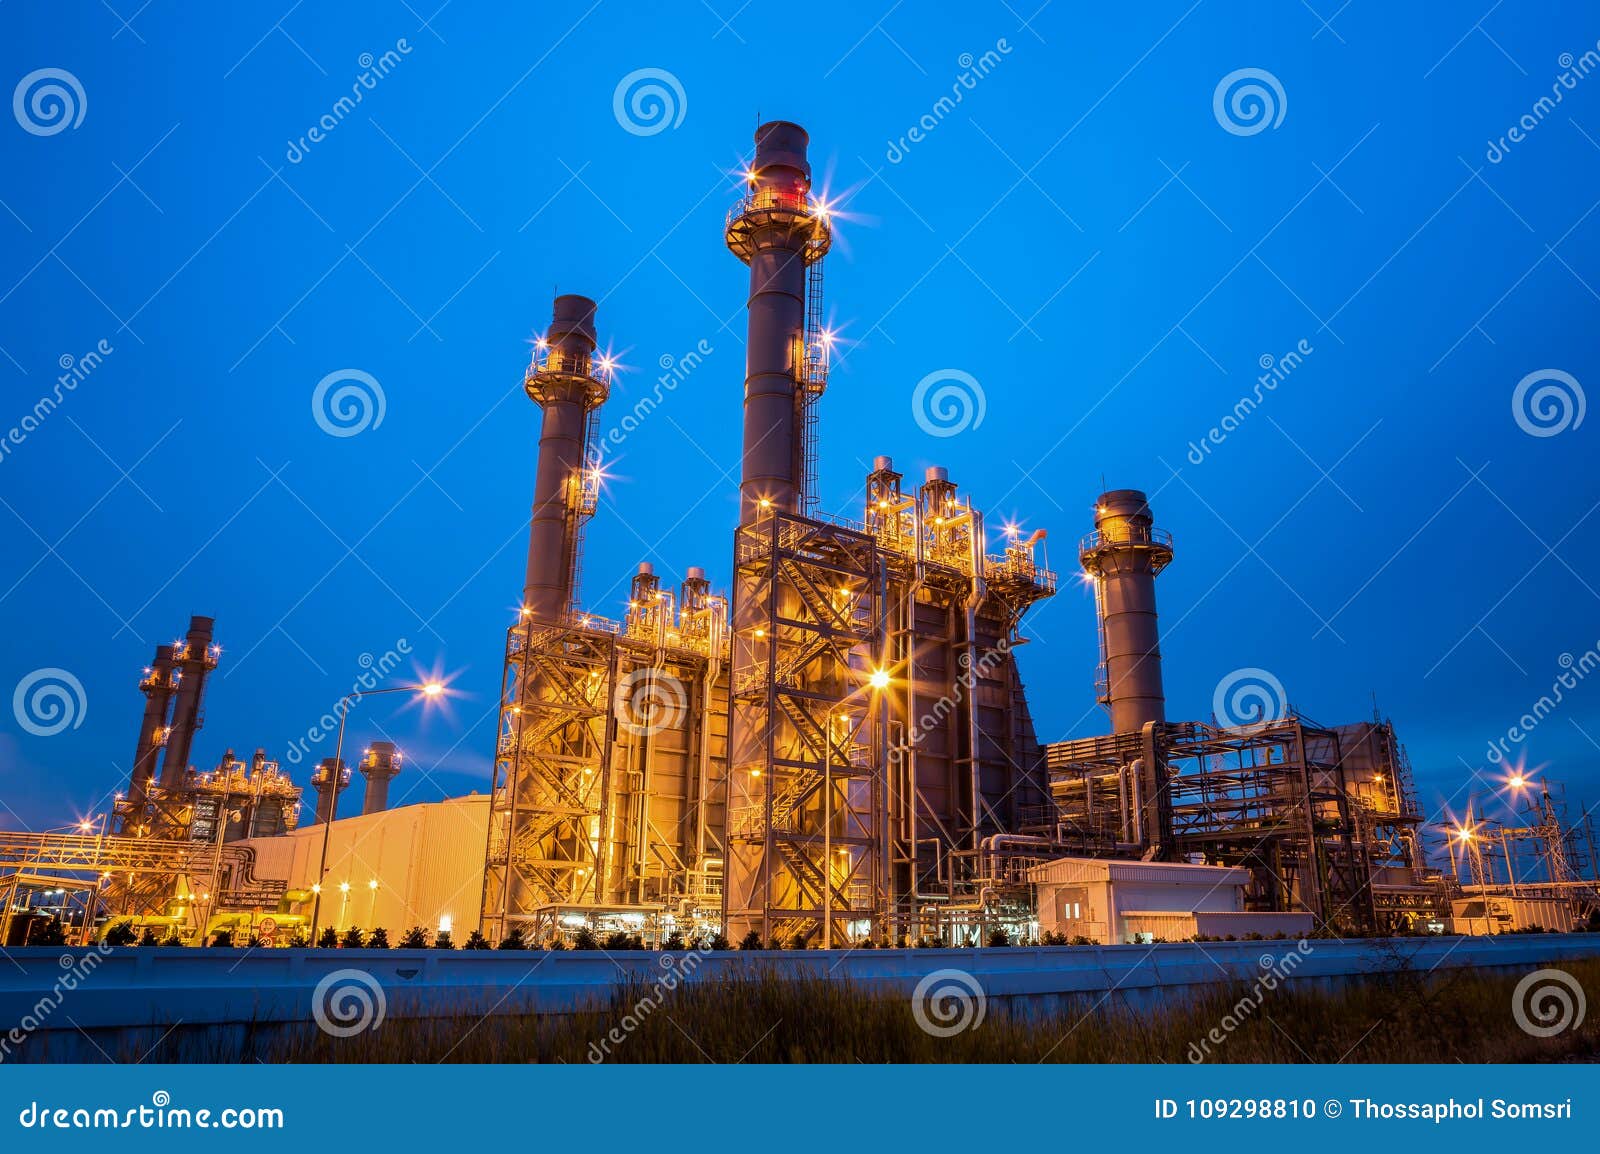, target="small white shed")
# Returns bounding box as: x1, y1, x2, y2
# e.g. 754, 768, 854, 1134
1028, 856, 1312, 943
